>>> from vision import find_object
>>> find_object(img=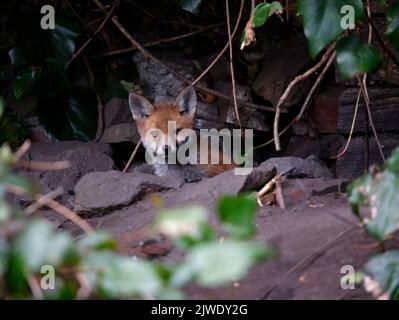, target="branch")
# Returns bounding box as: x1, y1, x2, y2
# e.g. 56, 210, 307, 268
225, 0, 241, 128
92, 0, 276, 113
67, 0, 118, 67
273, 44, 336, 151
